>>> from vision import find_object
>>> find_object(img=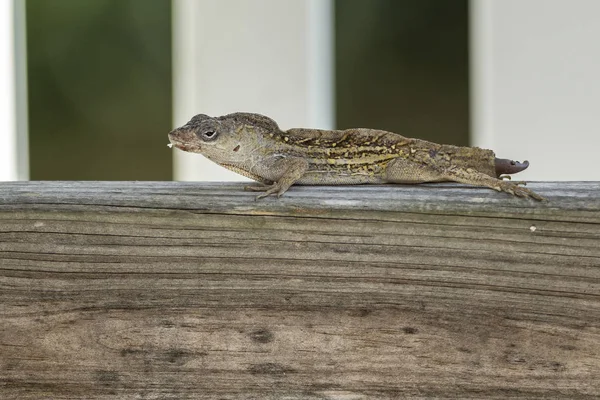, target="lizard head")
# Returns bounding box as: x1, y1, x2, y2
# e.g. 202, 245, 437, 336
168, 112, 281, 162
168, 114, 219, 153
